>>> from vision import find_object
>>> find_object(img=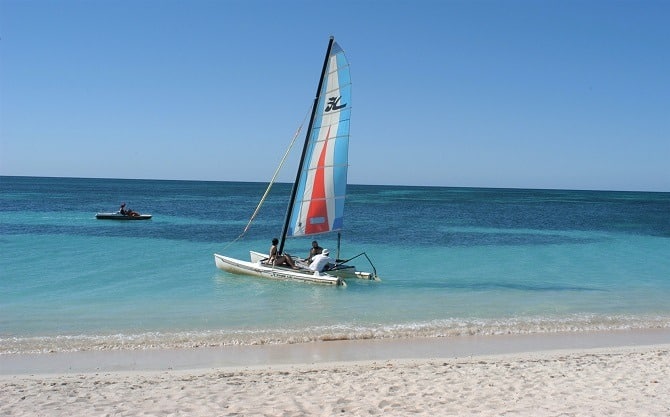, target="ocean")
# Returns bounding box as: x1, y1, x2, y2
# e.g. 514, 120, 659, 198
1, 176, 669, 354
